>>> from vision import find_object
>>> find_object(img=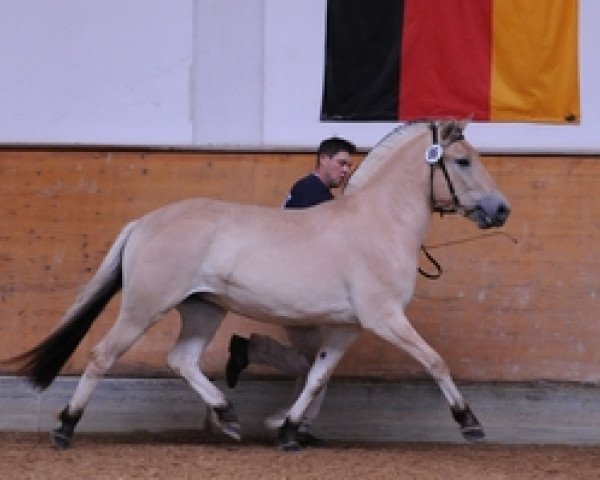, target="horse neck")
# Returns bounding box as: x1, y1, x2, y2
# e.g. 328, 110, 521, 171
348, 131, 433, 247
